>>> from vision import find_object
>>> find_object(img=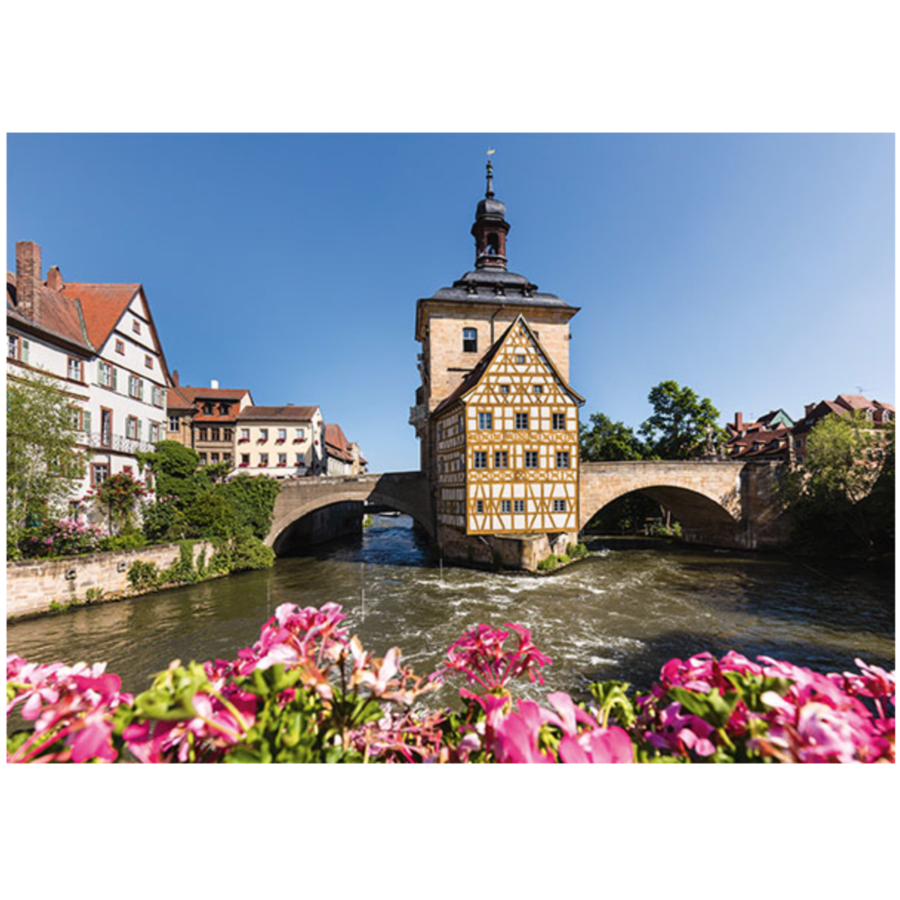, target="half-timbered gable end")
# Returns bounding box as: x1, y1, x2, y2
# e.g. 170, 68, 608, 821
435, 315, 583, 536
